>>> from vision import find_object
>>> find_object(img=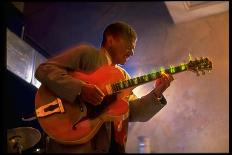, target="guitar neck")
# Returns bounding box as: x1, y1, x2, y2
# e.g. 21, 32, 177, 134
111, 63, 188, 93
